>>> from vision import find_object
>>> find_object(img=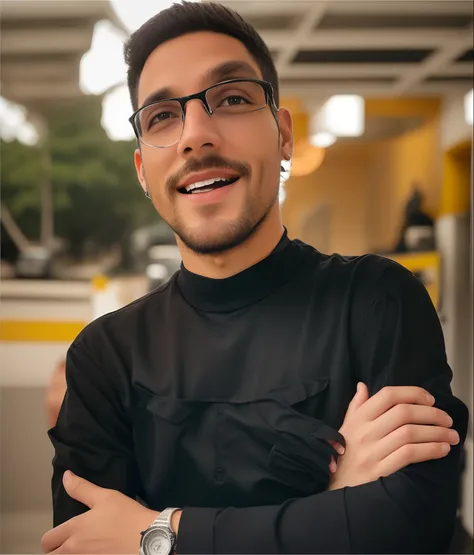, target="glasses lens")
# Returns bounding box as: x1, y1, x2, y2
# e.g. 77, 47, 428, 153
136, 100, 183, 147
207, 81, 267, 115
